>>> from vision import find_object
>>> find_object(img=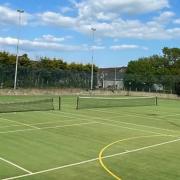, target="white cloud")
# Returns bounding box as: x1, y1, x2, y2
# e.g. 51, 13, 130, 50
37, 11, 77, 27
36, 2, 180, 40
76, 18, 176, 40
153, 11, 175, 24
110, 44, 148, 50
0, 37, 18, 45
173, 19, 180, 24
0, 36, 104, 52
95, 38, 103, 45
1, 1, 180, 42
0, 5, 31, 26
14, 9, 178, 41
76, 0, 169, 21
91, 45, 105, 50
167, 28, 180, 35
0, 37, 78, 51
35, 35, 66, 42
2, 2, 11, 7
60, 6, 74, 13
